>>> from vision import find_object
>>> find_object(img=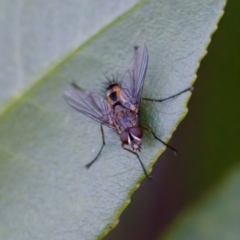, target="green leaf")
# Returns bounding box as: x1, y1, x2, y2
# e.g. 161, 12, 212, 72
0, 0, 225, 239
161, 166, 240, 240
0, 0, 138, 111
146, 1, 240, 239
